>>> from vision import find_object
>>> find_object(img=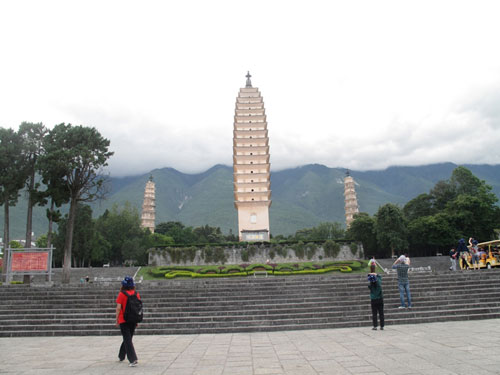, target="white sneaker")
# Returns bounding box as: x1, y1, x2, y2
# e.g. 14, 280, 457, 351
129, 361, 138, 367
398, 306, 405, 309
